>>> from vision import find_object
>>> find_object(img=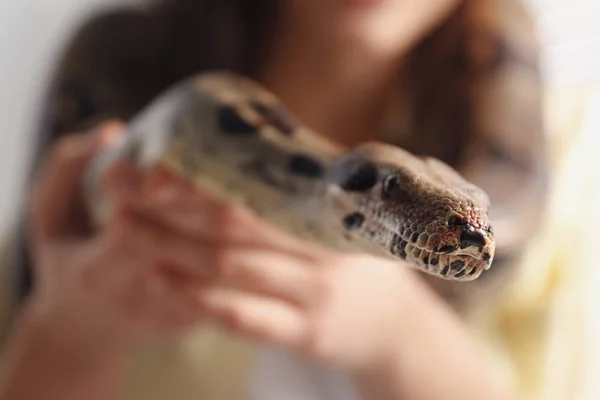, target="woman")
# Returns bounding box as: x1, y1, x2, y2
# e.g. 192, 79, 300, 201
0, 0, 547, 399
